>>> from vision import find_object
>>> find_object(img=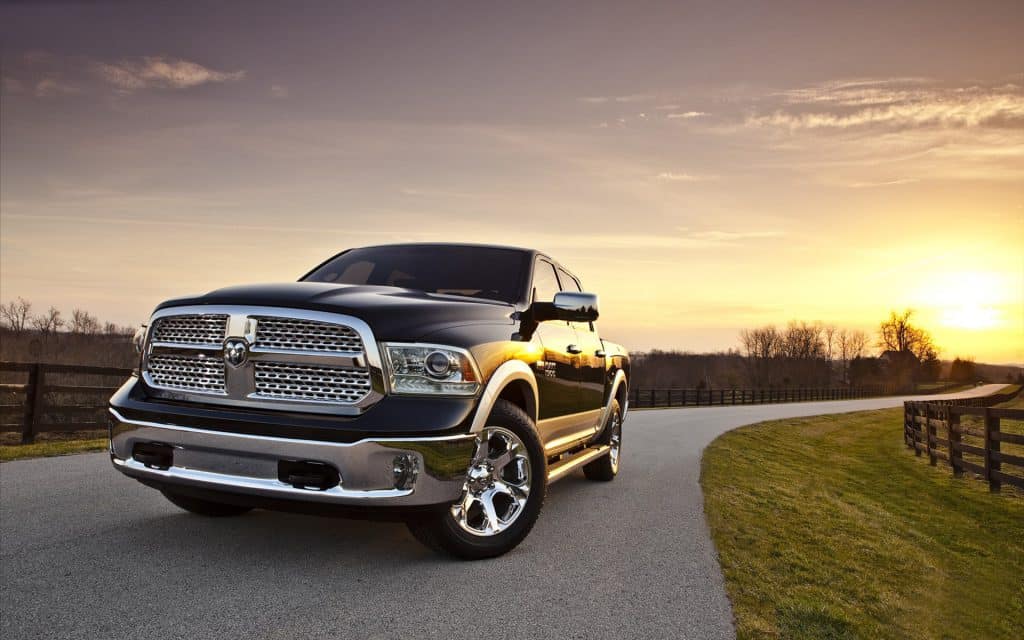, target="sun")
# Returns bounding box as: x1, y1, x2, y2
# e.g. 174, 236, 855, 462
914, 271, 1006, 331
940, 304, 1000, 330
